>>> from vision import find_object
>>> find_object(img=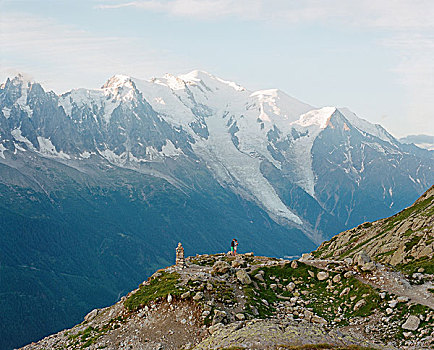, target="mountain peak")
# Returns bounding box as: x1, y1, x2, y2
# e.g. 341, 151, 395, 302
102, 74, 134, 89
178, 70, 246, 92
